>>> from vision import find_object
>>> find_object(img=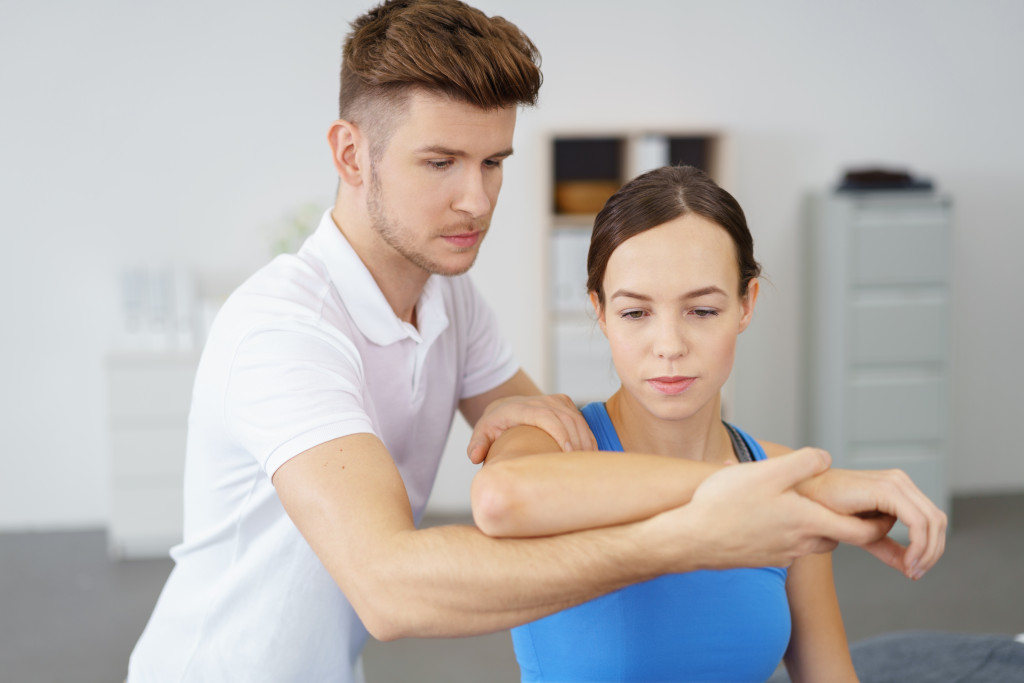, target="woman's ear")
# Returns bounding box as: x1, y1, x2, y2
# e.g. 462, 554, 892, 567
590, 291, 608, 337
738, 278, 759, 333
327, 119, 366, 187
